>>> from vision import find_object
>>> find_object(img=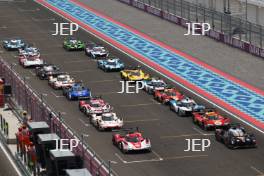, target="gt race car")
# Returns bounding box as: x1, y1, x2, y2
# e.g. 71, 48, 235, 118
85, 42, 109, 59
120, 67, 150, 81
19, 55, 44, 68
215, 124, 257, 149
3, 38, 26, 50
79, 97, 112, 116
193, 109, 231, 130
142, 78, 167, 94
35, 64, 61, 80
154, 88, 184, 104
169, 97, 205, 116
62, 83, 91, 100
112, 128, 151, 153
90, 112, 123, 131
97, 58, 125, 72
48, 74, 75, 89
19, 46, 40, 57
63, 37, 85, 51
